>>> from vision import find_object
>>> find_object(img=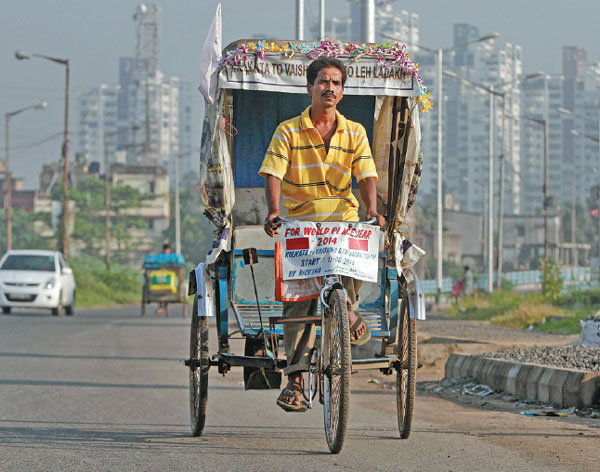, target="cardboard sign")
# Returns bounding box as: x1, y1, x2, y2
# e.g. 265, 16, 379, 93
281, 221, 380, 283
